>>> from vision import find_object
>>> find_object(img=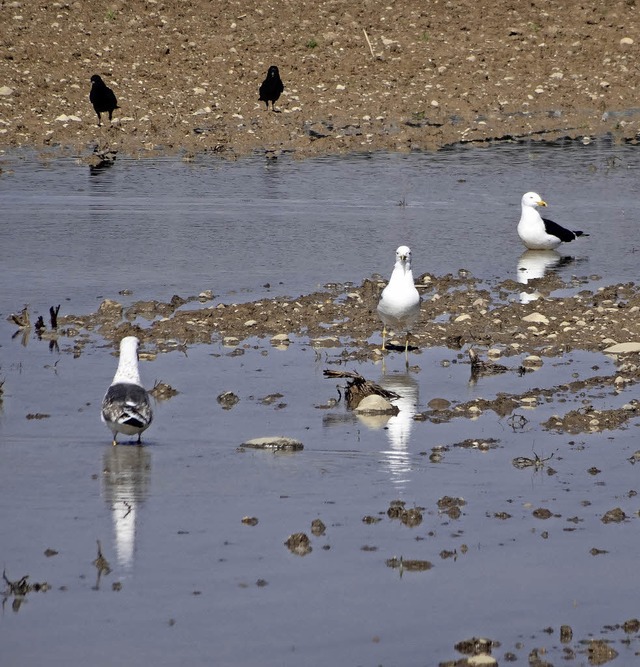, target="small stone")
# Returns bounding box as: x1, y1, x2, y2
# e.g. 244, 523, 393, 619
603, 342, 640, 354
0, 86, 14, 96
620, 37, 634, 45
522, 355, 543, 367
522, 312, 549, 325
241, 436, 304, 451
244, 319, 257, 327
217, 391, 239, 409
223, 336, 239, 346
468, 655, 498, 666
311, 336, 340, 347
354, 394, 399, 415
428, 397, 450, 411
454, 313, 471, 322
285, 532, 312, 556
271, 333, 291, 345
